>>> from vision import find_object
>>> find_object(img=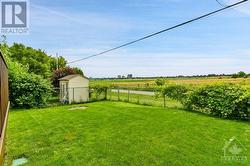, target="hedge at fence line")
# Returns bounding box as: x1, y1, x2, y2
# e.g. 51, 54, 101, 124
161, 85, 189, 104
1, 43, 53, 108
9, 72, 52, 108
7, 56, 52, 108
185, 84, 250, 120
